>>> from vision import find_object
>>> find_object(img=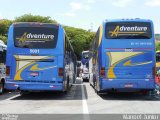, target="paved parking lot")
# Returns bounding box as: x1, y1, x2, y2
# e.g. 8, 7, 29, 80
0, 78, 160, 114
